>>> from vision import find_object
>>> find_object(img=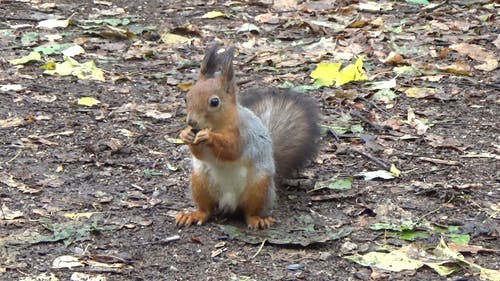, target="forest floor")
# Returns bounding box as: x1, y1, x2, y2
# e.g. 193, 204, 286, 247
1, 0, 499, 280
